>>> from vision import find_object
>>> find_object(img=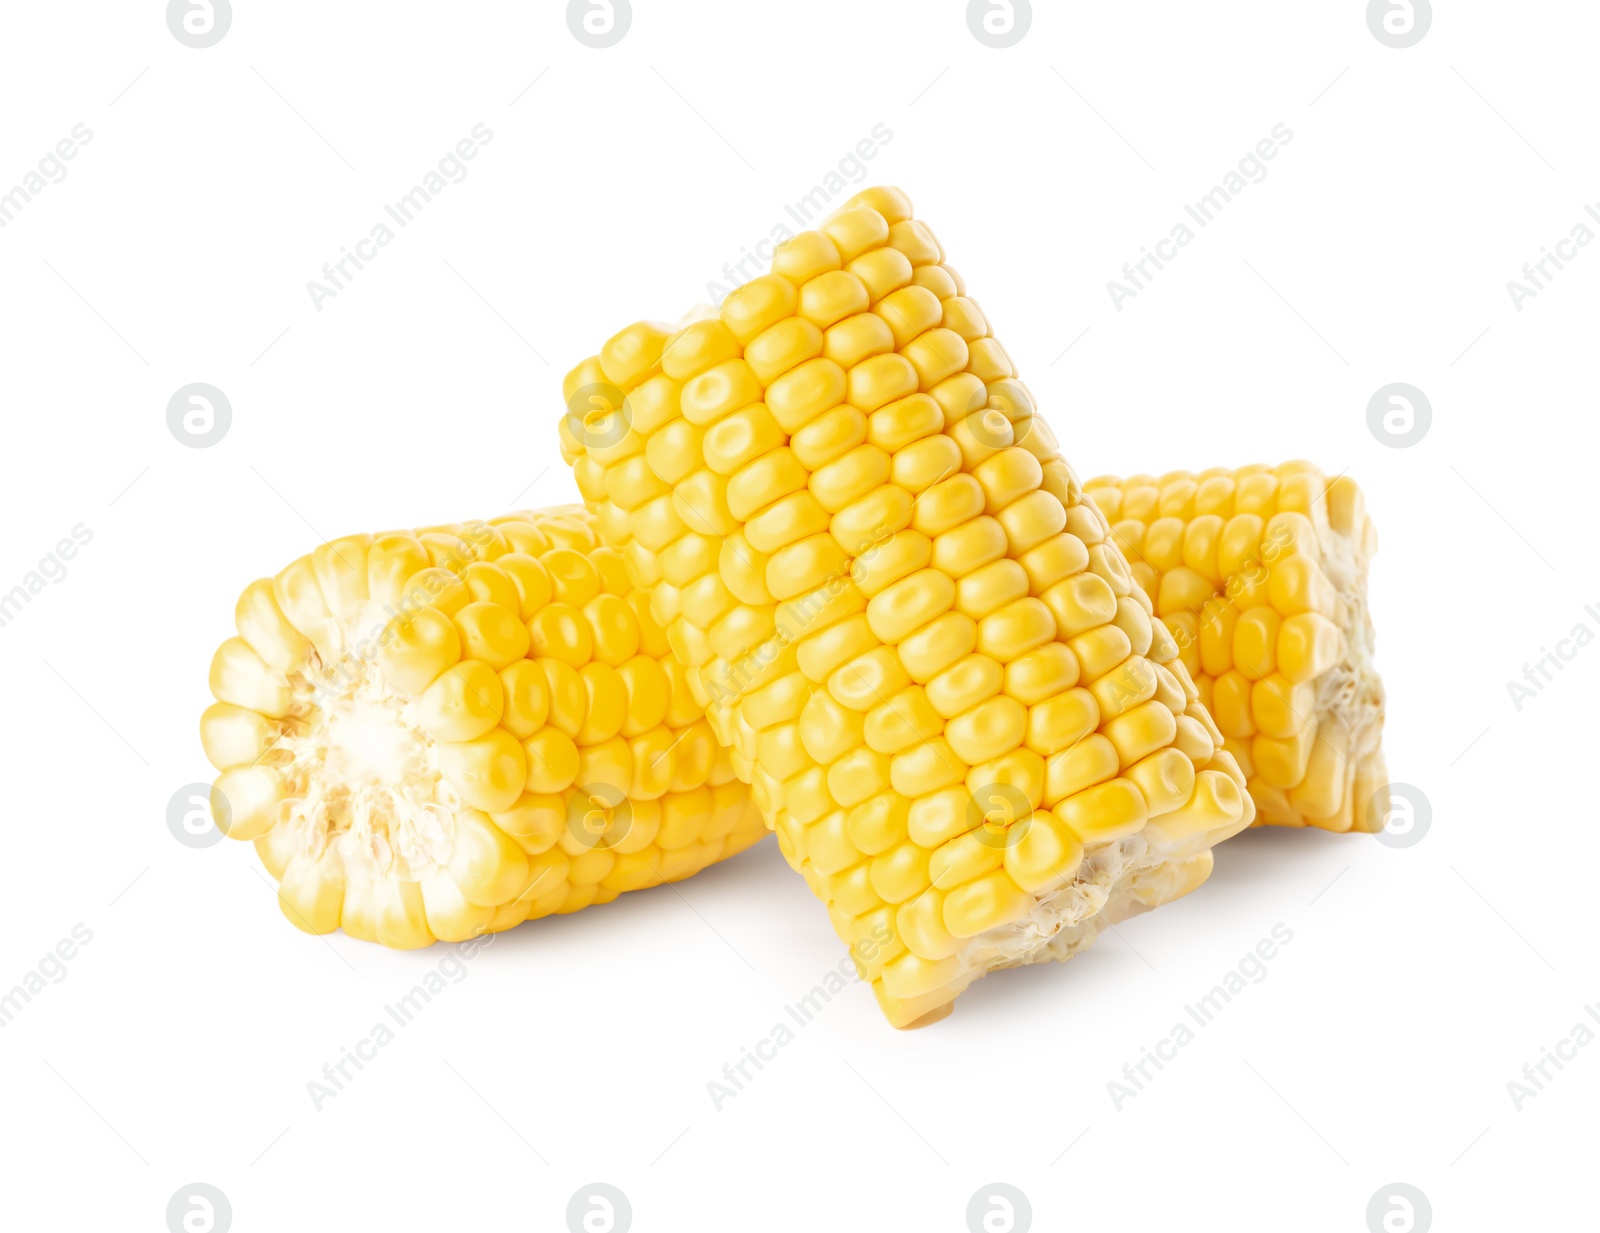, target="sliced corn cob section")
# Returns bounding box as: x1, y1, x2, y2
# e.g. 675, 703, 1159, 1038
201, 506, 764, 948
558, 187, 1255, 1027
1083, 465, 1386, 831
